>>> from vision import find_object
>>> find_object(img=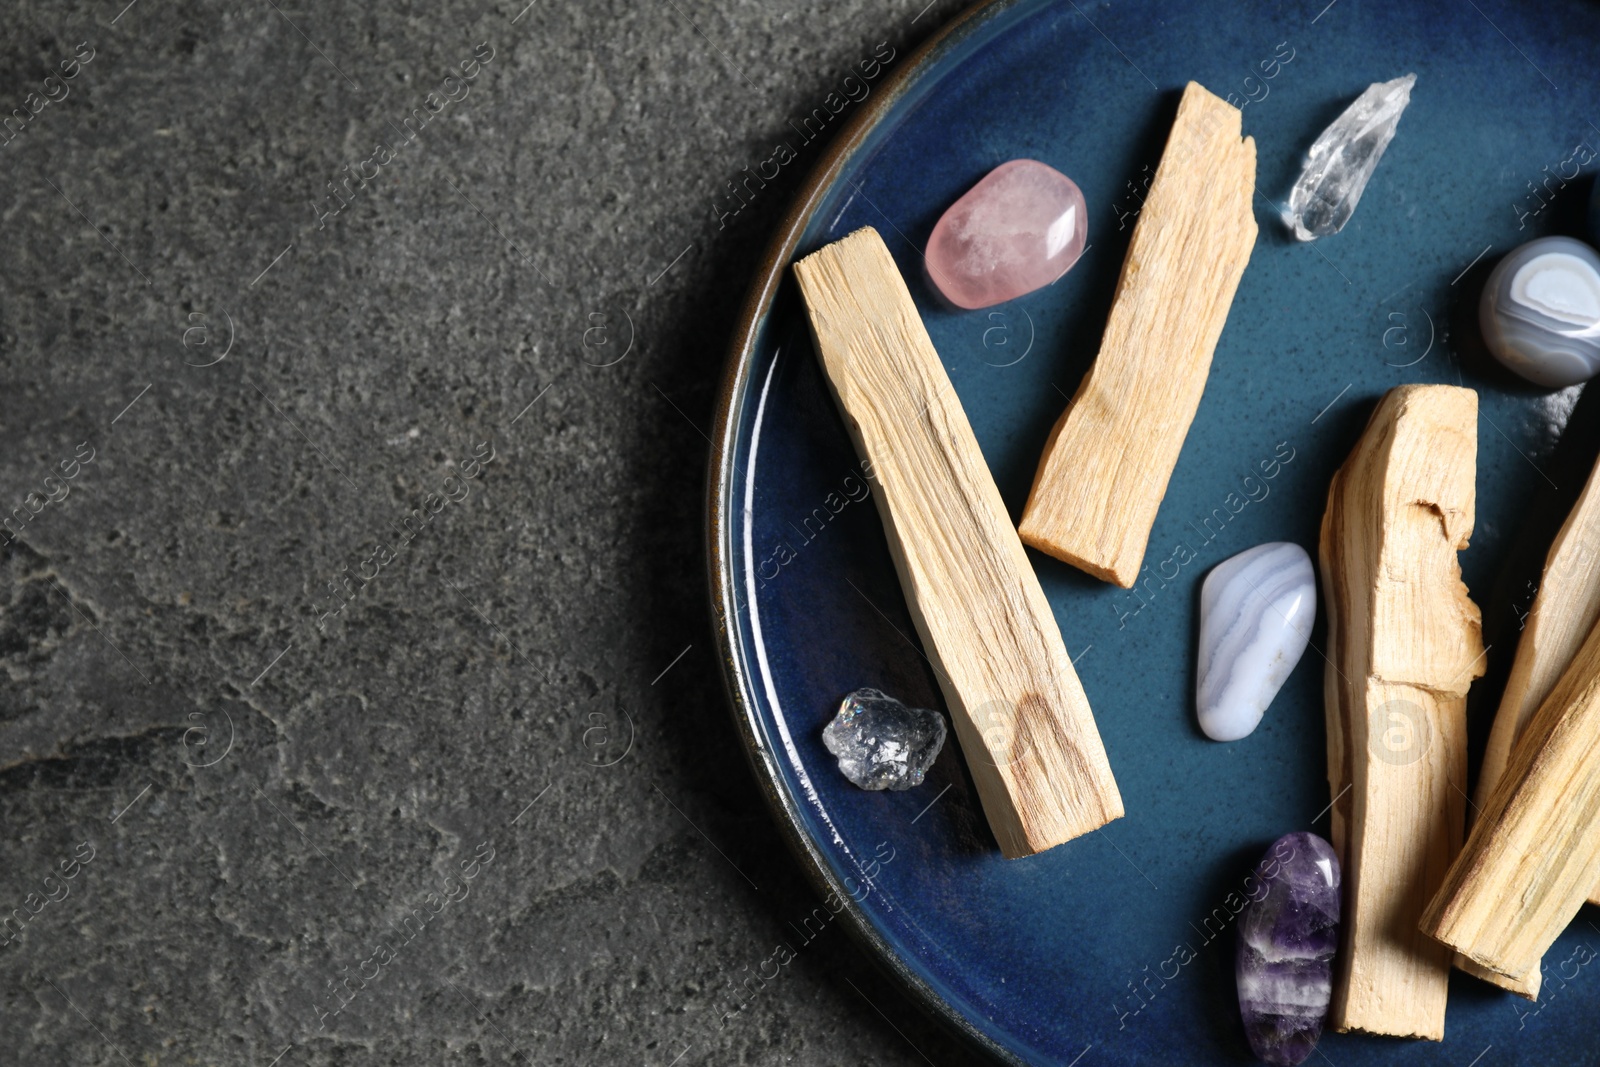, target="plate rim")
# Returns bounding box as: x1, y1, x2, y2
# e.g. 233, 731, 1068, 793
704, 1, 1033, 1063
